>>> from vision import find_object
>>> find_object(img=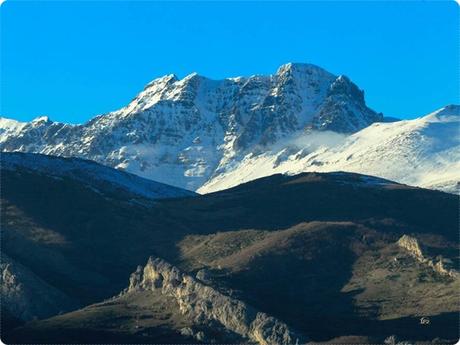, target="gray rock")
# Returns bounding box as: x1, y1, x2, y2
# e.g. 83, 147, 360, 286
397, 235, 458, 278
0, 254, 78, 321
127, 257, 307, 345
